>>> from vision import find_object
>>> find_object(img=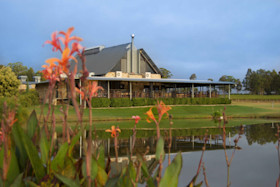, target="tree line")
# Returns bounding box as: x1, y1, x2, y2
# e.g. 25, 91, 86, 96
0, 62, 44, 82
243, 69, 280, 95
